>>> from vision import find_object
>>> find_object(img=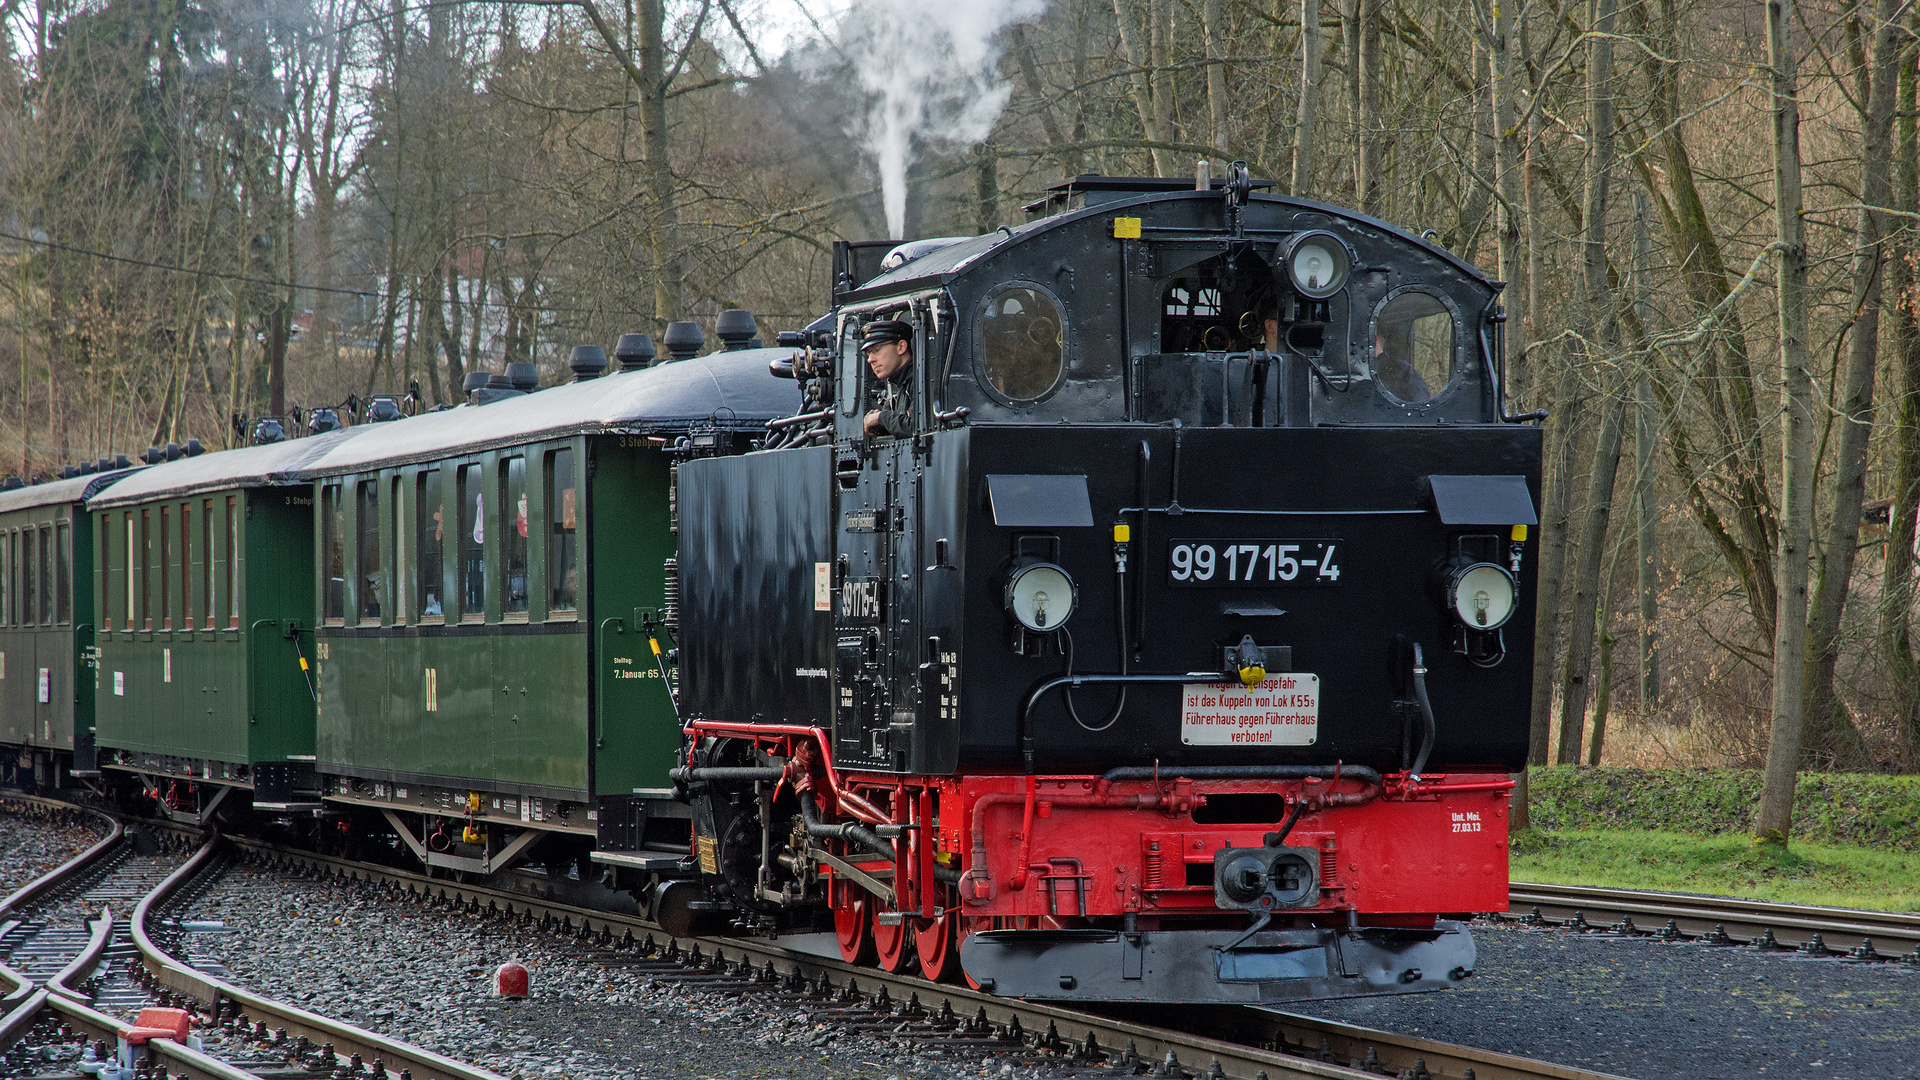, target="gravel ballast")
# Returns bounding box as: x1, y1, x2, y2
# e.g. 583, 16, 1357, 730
179, 866, 1067, 1080
1292, 922, 1920, 1079
0, 807, 100, 895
